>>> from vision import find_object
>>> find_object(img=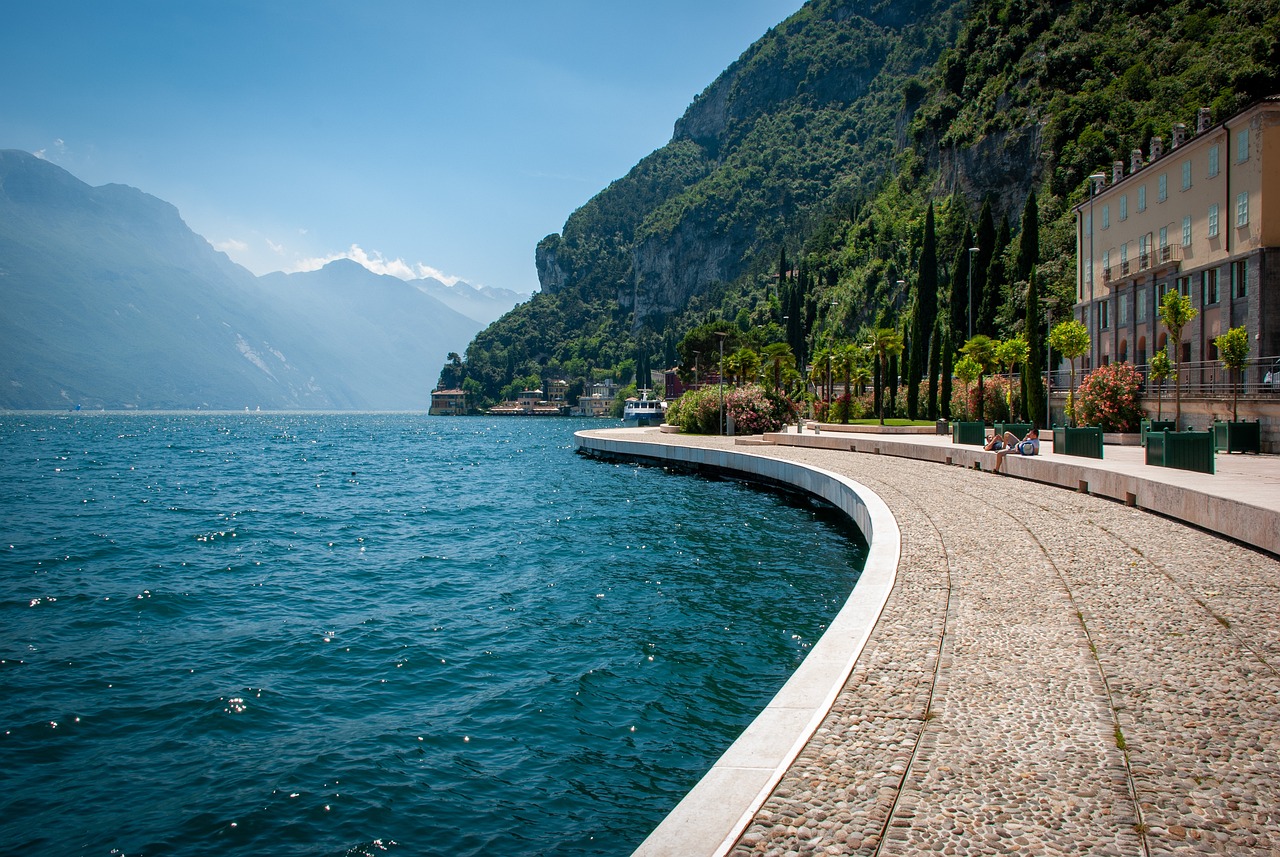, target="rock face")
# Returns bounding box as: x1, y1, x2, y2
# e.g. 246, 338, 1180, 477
534, 0, 966, 330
